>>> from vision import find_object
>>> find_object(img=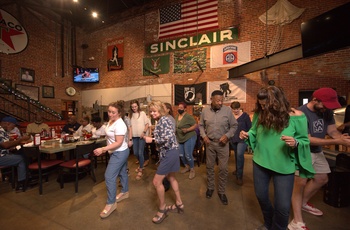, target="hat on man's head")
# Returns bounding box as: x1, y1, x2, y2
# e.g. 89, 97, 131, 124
313, 88, 341, 109
1, 116, 19, 125
211, 90, 223, 97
